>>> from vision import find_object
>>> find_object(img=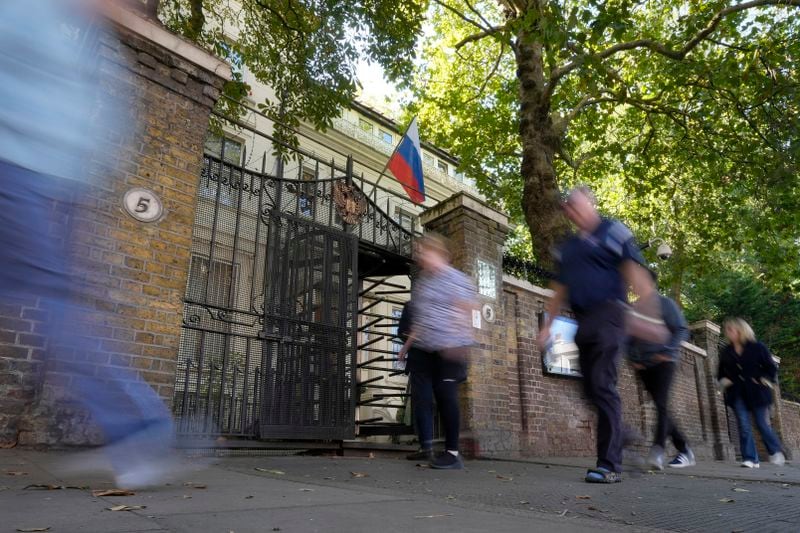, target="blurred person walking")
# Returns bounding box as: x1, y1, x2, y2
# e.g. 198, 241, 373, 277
0, 0, 176, 487
627, 270, 695, 470
718, 318, 785, 468
540, 186, 663, 483
397, 302, 436, 461
400, 234, 476, 469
